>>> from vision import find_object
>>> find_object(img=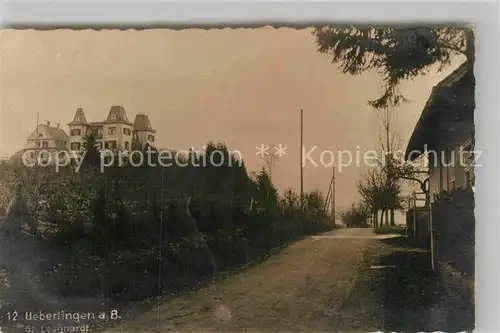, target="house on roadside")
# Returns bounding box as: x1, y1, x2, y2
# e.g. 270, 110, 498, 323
404, 61, 475, 314
405, 62, 475, 200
